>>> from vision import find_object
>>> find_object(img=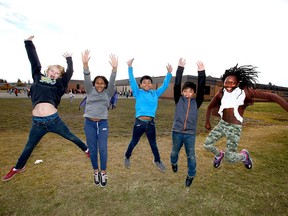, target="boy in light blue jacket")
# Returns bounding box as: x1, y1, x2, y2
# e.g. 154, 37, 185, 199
124, 58, 172, 173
